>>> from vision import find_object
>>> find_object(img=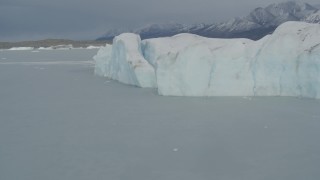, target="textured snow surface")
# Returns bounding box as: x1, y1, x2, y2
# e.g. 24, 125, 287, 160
94, 22, 320, 98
